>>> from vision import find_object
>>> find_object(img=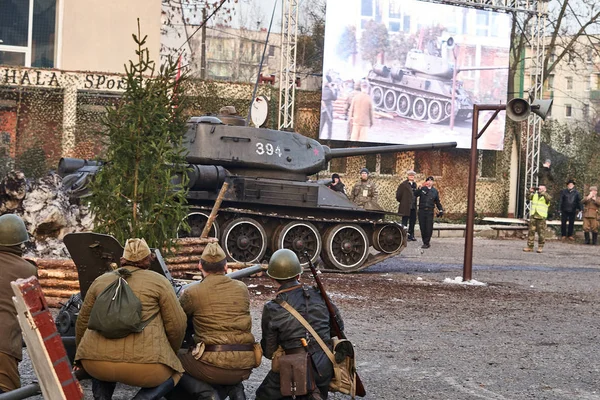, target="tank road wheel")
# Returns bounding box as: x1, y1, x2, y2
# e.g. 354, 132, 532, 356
177, 212, 219, 239
427, 100, 444, 123
321, 224, 369, 272
396, 93, 411, 117
383, 89, 397, 111
444, 101, 453, 117
276, 221, 322, 266
412, 97, 428, 120
222, 217, 267, 263
372, 86, 384, 108
372, 224, 405, 254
